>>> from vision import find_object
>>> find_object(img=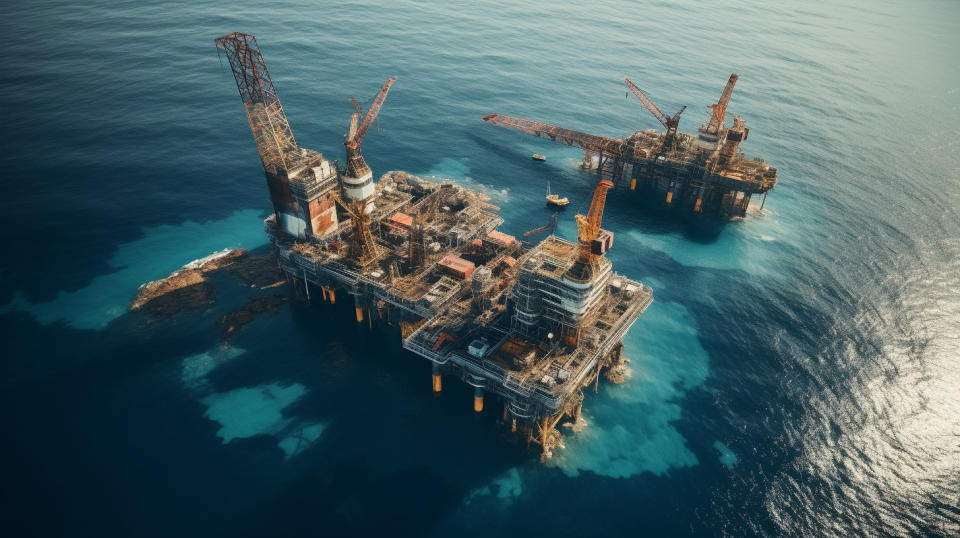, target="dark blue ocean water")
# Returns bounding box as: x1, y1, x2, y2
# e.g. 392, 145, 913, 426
2, 1, 958, 536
